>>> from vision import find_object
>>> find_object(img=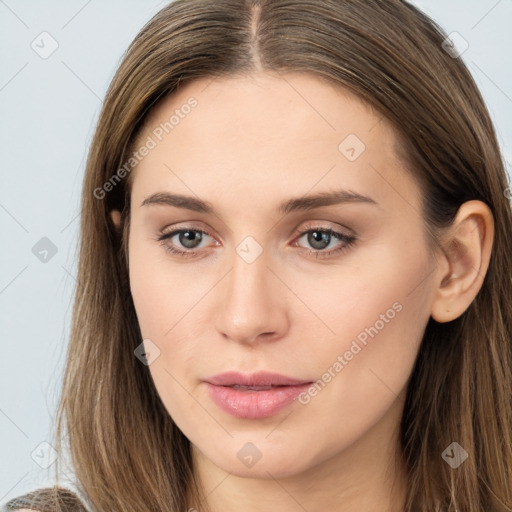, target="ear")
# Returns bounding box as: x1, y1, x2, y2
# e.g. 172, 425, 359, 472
430, 200, 494, 323
110, 209, 122, 231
